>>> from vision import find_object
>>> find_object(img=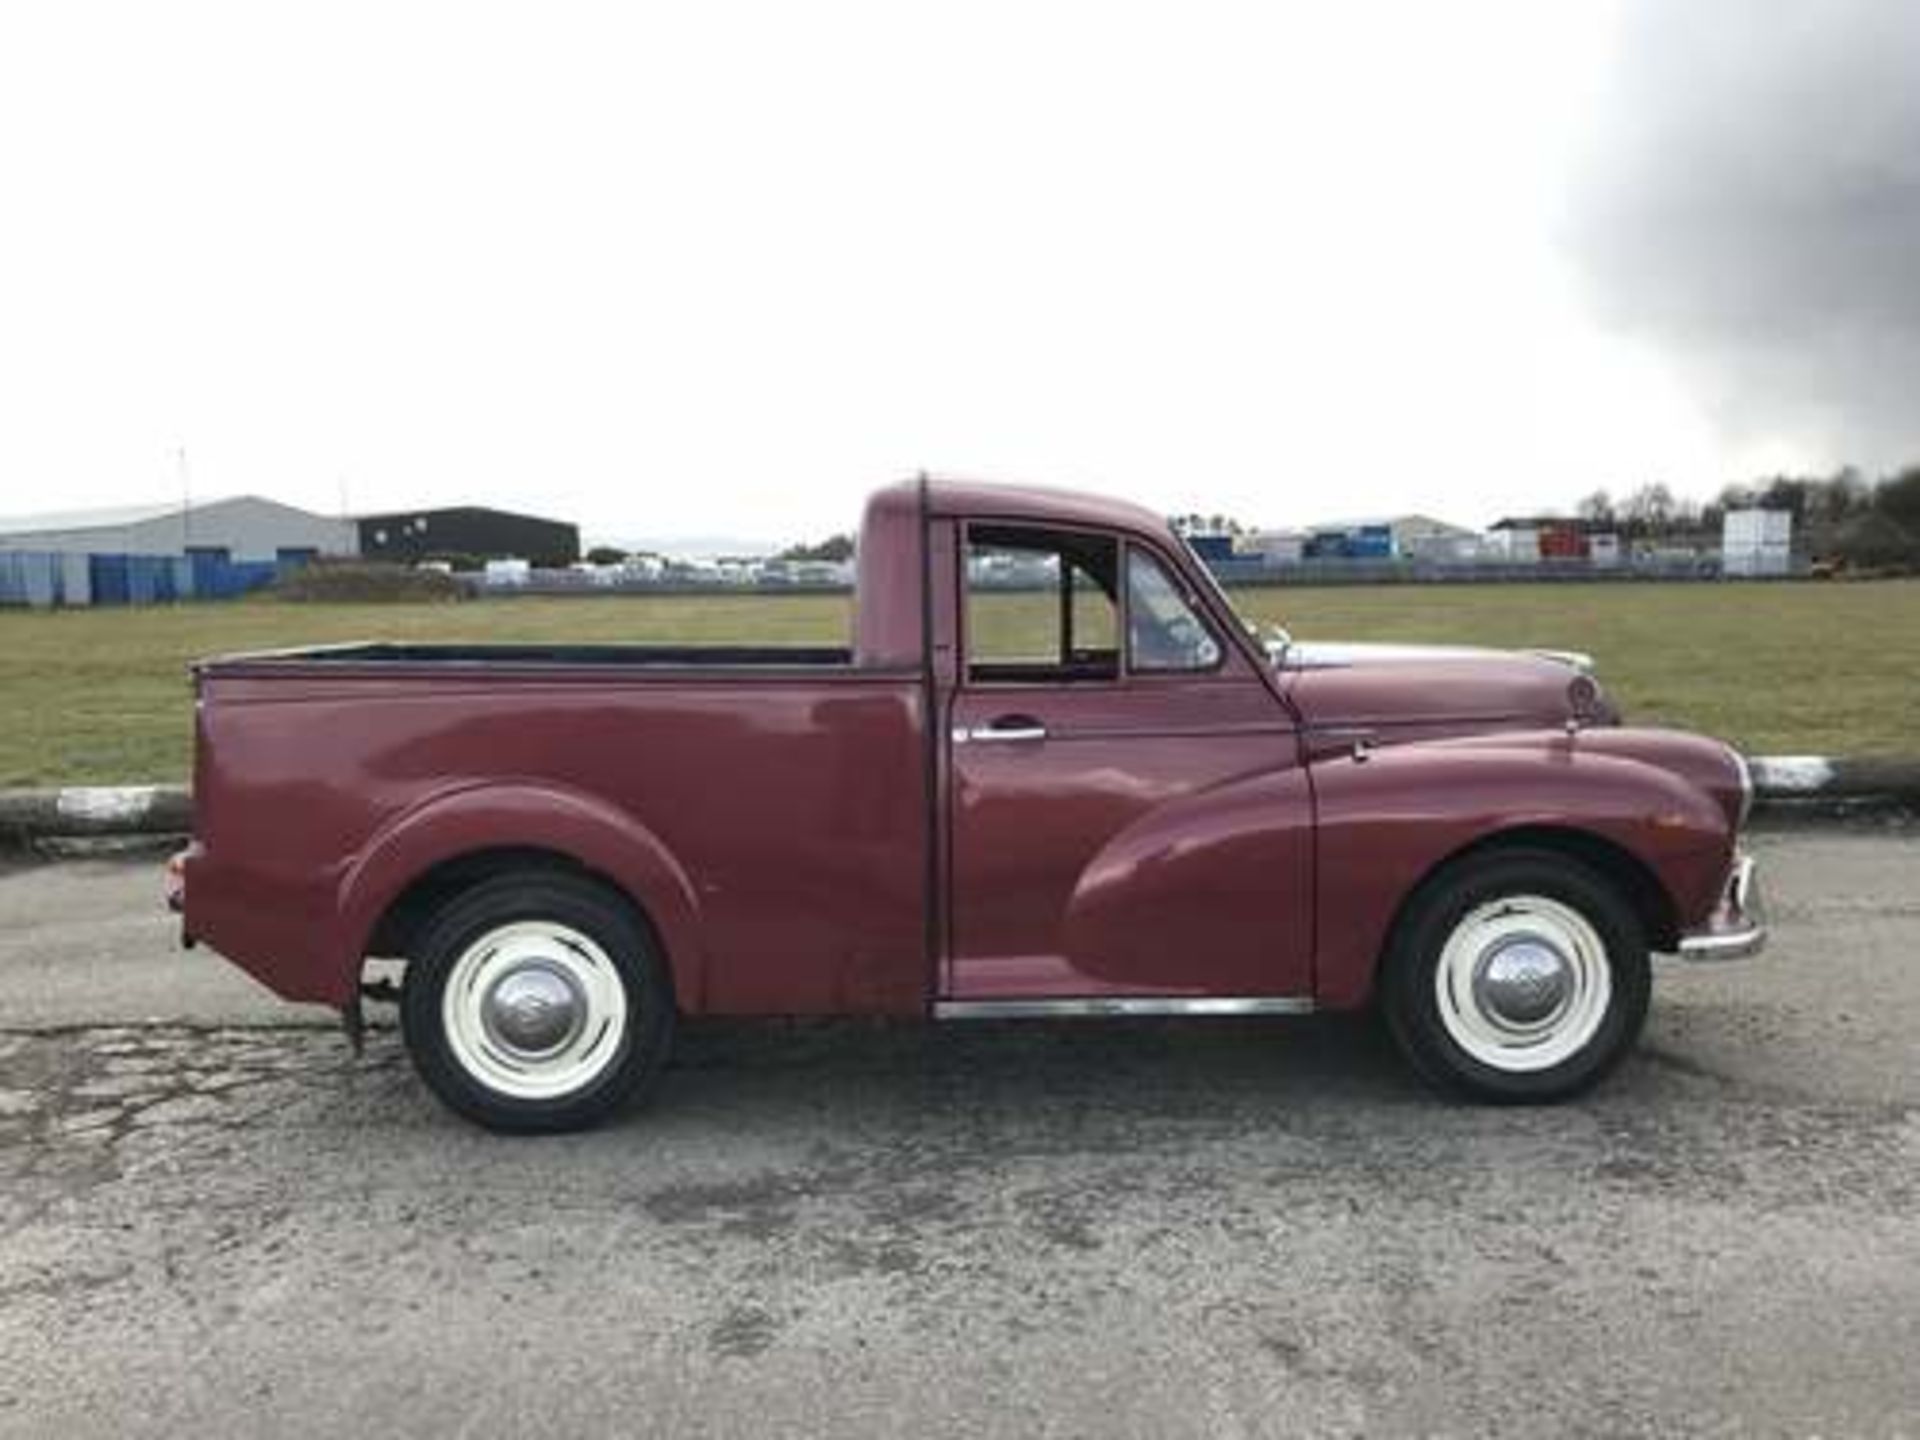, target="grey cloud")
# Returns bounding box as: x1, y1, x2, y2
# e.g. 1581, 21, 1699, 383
1565, 1, 1920, 469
